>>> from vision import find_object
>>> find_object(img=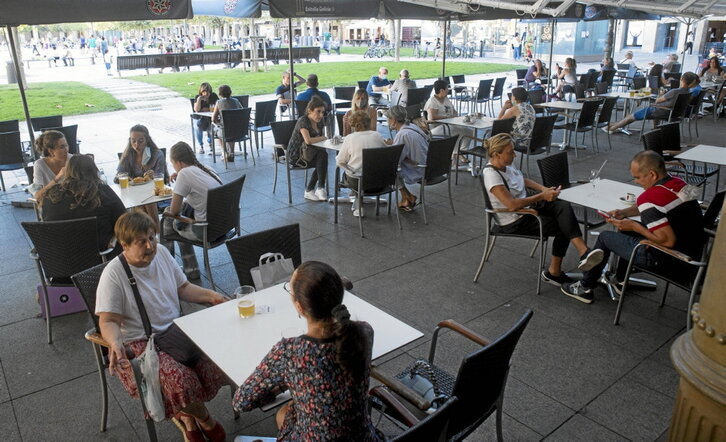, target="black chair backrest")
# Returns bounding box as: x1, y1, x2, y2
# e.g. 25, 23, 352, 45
423, 84, 434, 97
641, 128, 664, 155
447, 309, 533, 439
0, 131, 25, 166
189, 97, 195, 110
669, 93, 692, 120
0, 119, 19, 133
30, 115, 62, 132
703, 191, 725, 230
254, 99, 277, 127
595, 81, 609, 95
357, 80, 369, 91
476, 79, 493, 100
225, 224, 302, 287
71, 261, 110, 332
528, 115, 557, 153
270, 120, 297, 148
452, 74, 465, 84
44, 125, 79, 155
515, 68, 528, 81
405, 104, 422, 121
527, 89, 545, 105
361, 144, 404, 193
684, 90, 706, 118
391, 396, 458, 442
617, 63, 630, 71
664, 72, 681, 83
597, 97, 618, 124
668, 199, 706, 260
232, 95, 249, 108
574, 83, 586, 100
205, 174, 246, 241
491, 77, 506, 98
334, 86, 355, 101
601, 70, 616, 87
577, 99, 602, 127
670, 63, 681, 73
220, 107, 252, 142
648, 75, 661, 91
336, 112, 345, 136
425, 136, 458, 181
655, 122, 680, 151
579, 72, 591, 88
407, 88, 430, 107
632, 76, 646, 90
491, 117, 515, 137
537, 150, 571, 189
295, 100, 309, 118
22, 217, 103, 280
